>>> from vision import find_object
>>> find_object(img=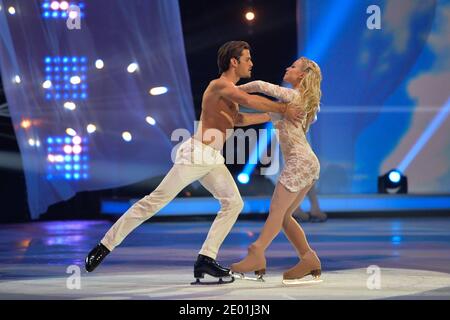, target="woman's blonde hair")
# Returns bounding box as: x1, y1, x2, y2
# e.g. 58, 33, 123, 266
293, 57, 322, 132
